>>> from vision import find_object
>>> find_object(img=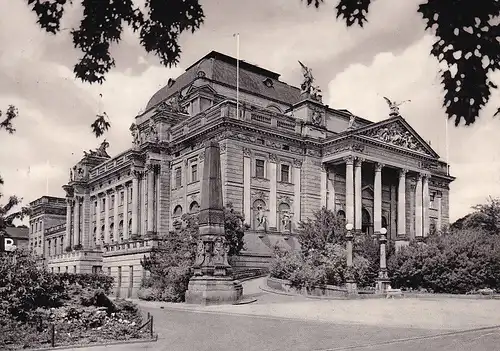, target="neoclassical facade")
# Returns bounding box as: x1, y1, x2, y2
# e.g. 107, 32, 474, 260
29, 51, 454, 296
